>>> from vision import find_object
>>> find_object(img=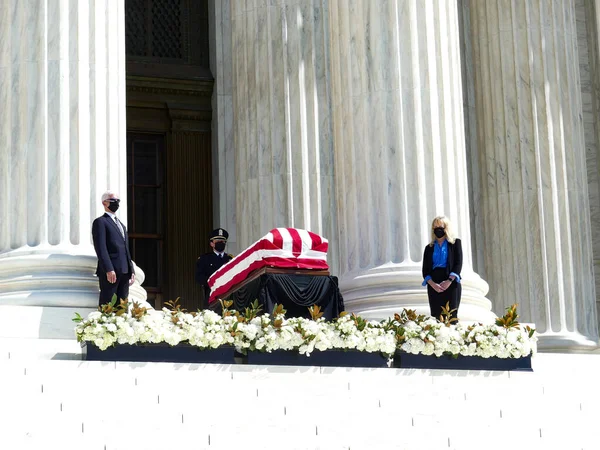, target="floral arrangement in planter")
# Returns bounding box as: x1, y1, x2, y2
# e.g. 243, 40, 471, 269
222, 301, 397, 357
74, 298, 236, 351
74, 298, 396, 357
390, 303, 537, 359
74, 298, 536, 361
